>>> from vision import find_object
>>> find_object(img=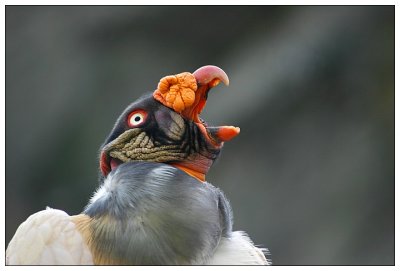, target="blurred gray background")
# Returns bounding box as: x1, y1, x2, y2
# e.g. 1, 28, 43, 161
6, 6, 394, 265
